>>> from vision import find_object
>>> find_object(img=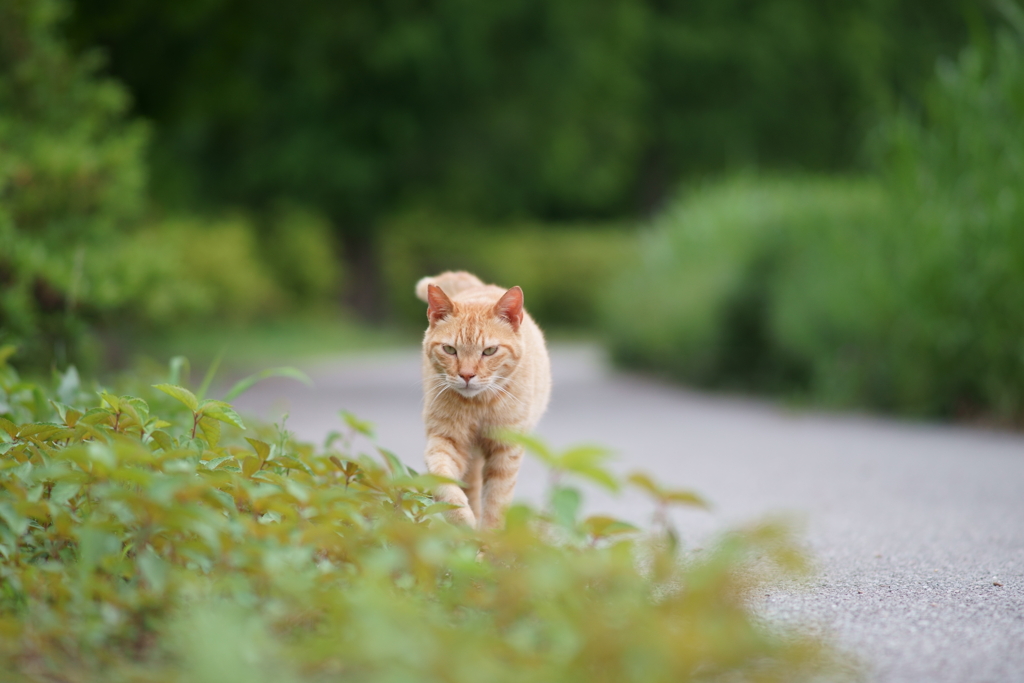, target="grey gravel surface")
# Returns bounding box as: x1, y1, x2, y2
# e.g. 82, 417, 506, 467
233, 344, 1024, 683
